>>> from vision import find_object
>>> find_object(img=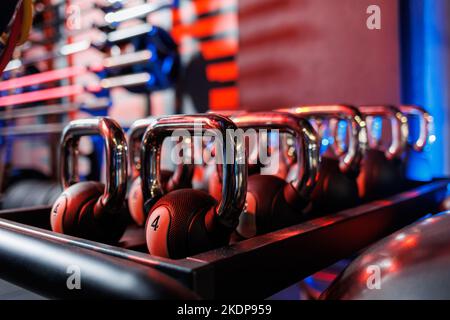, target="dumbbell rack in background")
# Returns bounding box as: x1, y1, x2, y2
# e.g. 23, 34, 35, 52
0, 179, 447, 299
0, 0, 166, 188
0, 0, 239, 205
